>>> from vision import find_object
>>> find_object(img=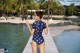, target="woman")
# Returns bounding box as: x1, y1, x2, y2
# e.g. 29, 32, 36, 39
26, 11, 48, 53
